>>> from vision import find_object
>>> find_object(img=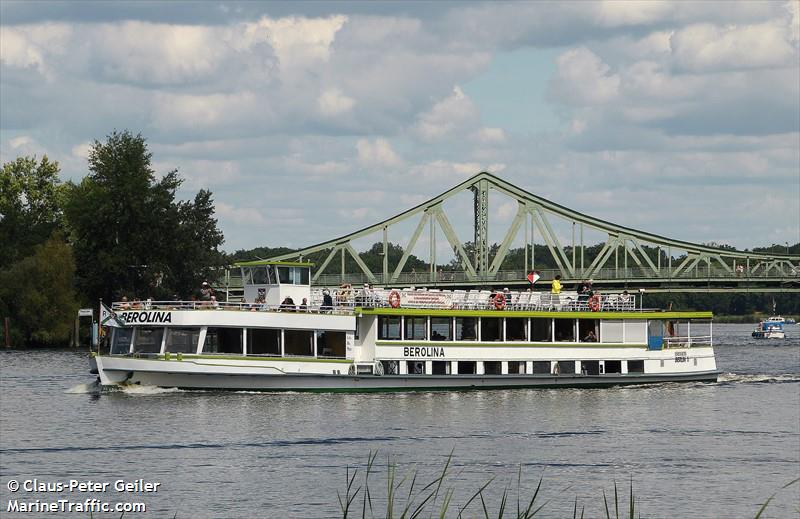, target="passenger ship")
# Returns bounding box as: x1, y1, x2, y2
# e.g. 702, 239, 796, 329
94, 261, 719, 391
